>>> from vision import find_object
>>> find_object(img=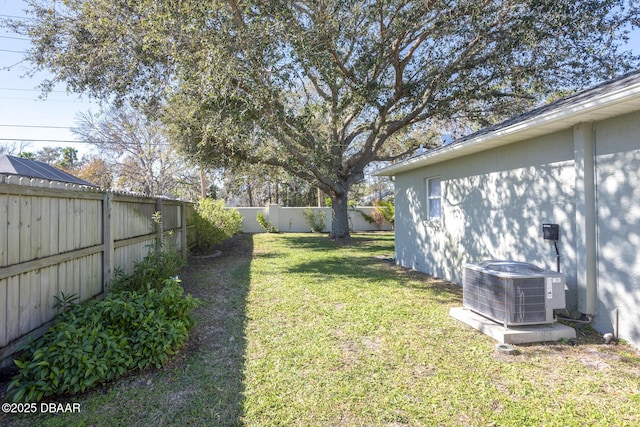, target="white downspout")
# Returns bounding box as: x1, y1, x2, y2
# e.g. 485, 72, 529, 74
574, 122, 598, 315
